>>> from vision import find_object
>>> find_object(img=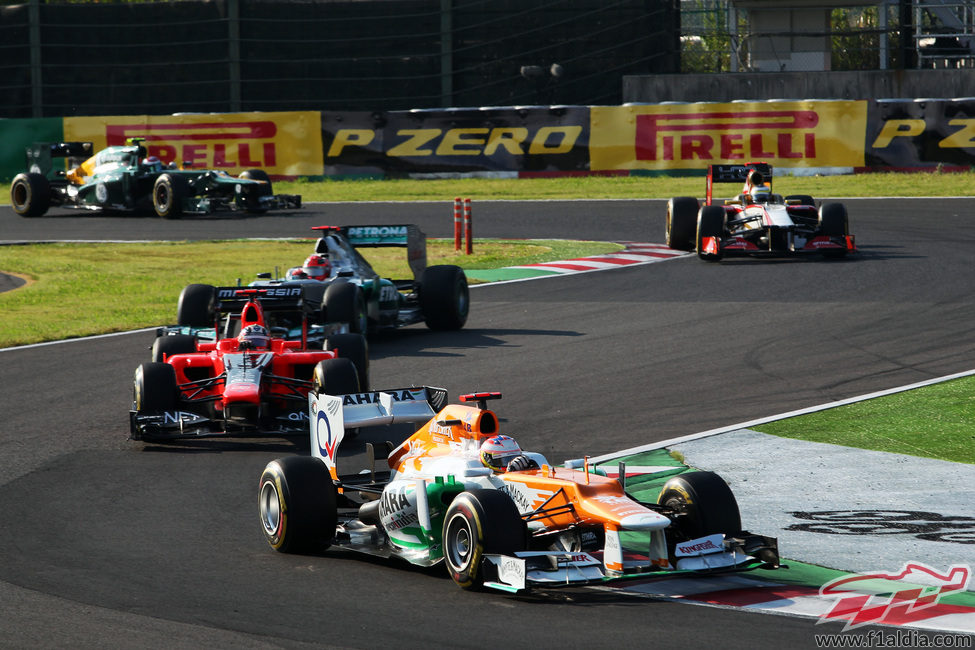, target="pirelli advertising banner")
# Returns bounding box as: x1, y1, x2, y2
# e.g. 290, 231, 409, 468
589, 101, 867, 171
63, 112, 324, 177
322, 107, 591, 175
866, 98, 975, 170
